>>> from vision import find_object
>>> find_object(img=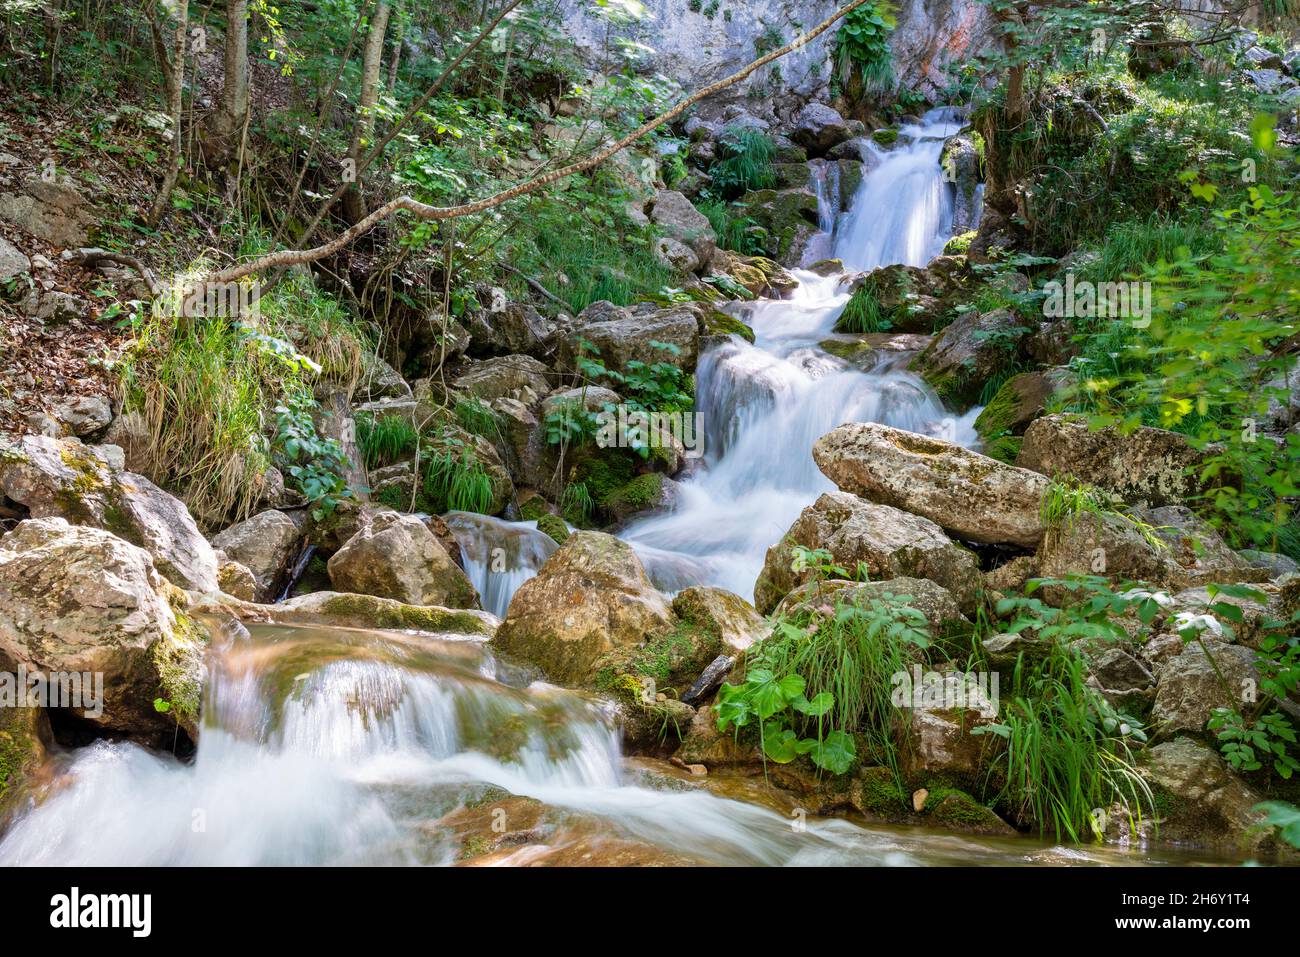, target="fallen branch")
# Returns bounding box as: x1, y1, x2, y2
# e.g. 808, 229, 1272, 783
205, 0, 871, 285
